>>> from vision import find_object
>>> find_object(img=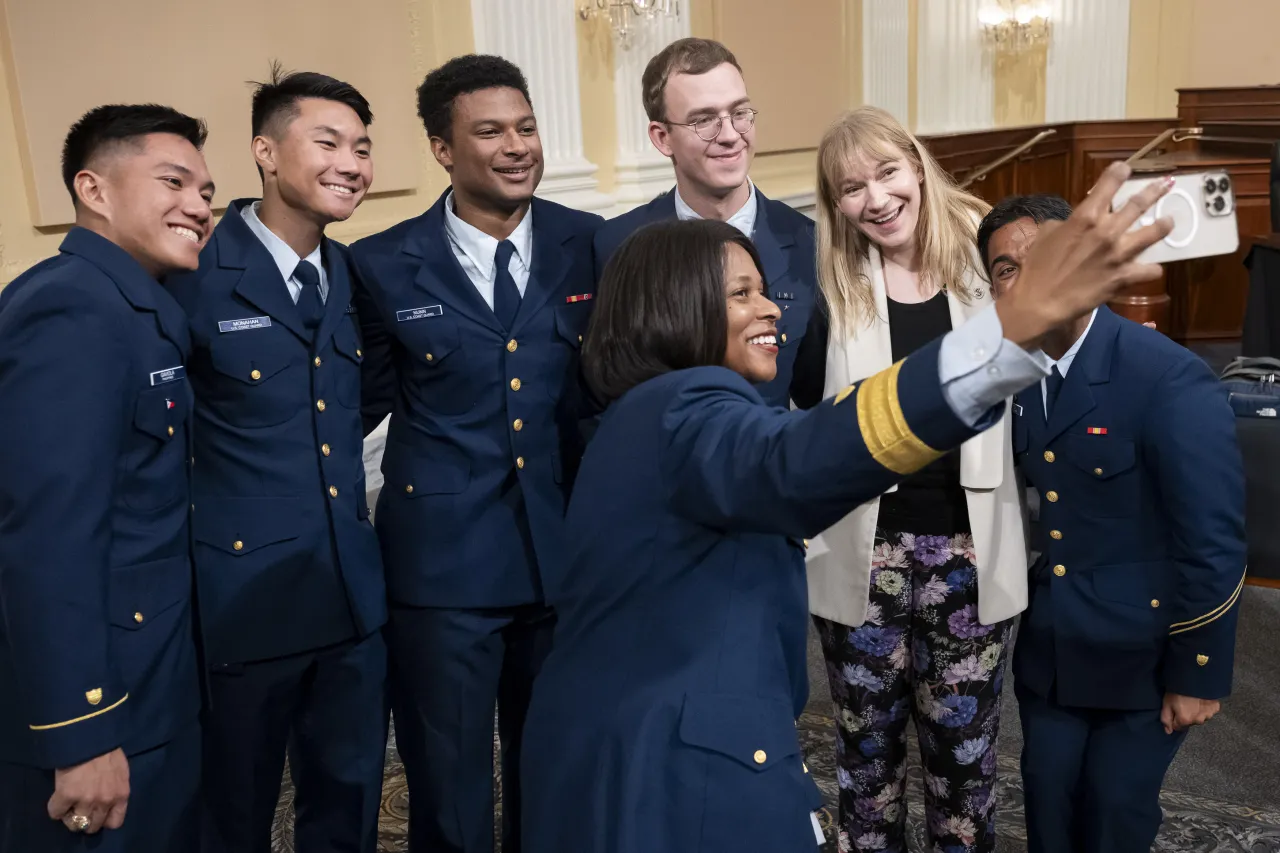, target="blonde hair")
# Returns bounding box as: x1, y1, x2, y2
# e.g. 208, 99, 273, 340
816, 106, 990, 338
